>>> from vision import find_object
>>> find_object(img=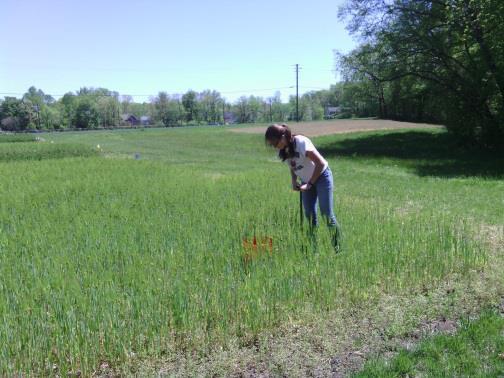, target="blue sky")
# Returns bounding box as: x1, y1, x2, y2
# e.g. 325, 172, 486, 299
1, 0, 357, 103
